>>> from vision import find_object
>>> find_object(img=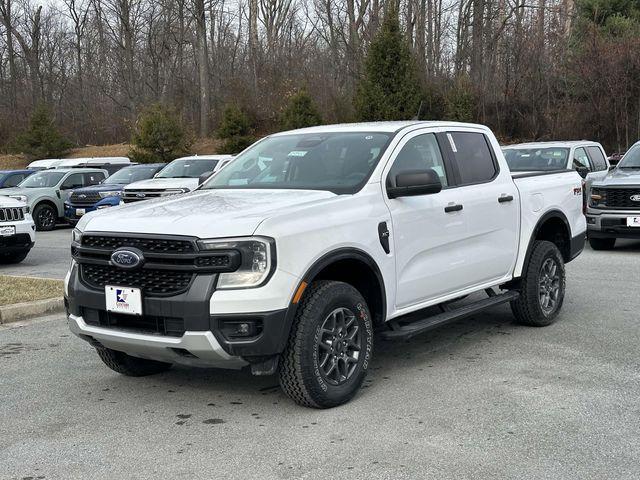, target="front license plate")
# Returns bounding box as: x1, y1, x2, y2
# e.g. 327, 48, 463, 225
76, 208, 86, 216
105, 286, 142, 316
0, 226, 15, 236
626, 217, 640, 227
